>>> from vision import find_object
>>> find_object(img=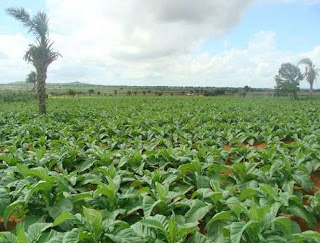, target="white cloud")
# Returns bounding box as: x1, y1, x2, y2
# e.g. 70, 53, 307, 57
1, 0, 319, 88
307, 0, 320, 5
0, 34, 31, 83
